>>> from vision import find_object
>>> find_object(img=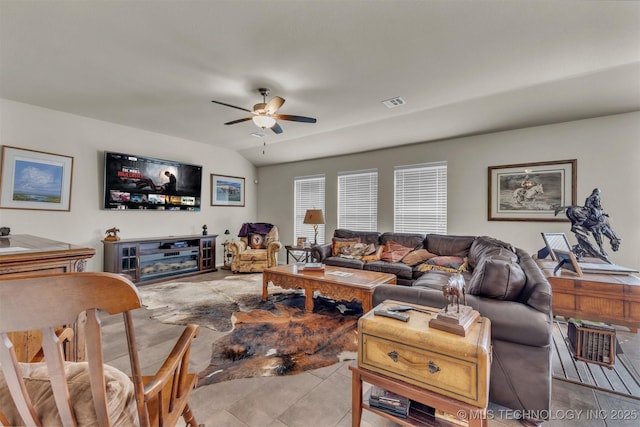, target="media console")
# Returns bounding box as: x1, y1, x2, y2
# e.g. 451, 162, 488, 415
103, 234, 217, 284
